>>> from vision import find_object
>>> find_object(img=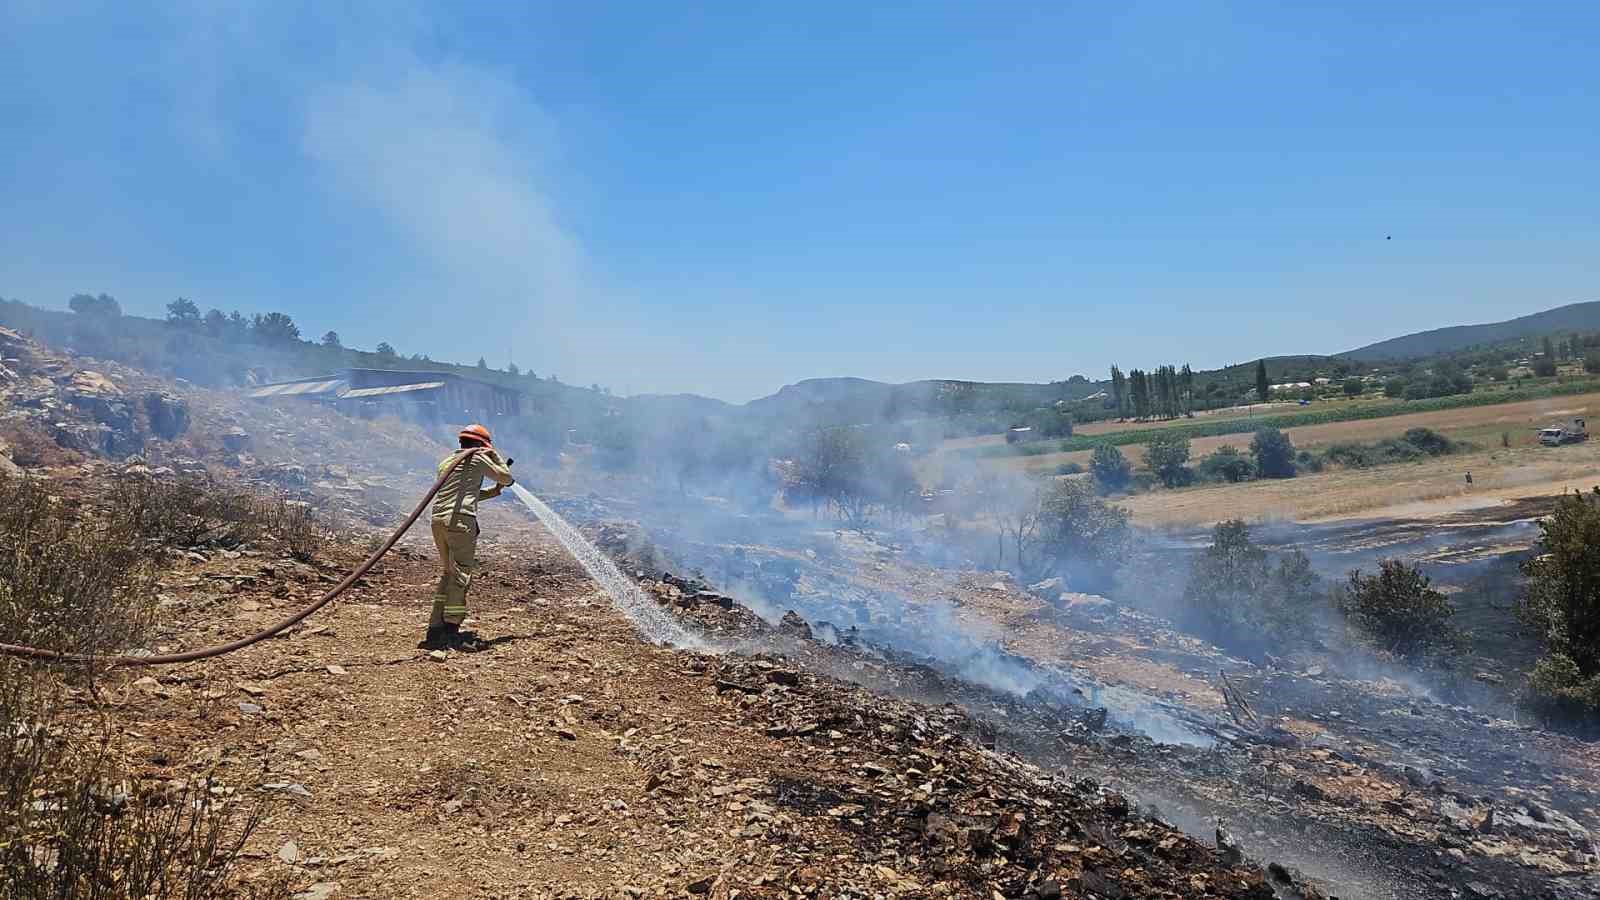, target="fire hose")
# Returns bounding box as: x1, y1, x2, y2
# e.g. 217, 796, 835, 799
0, 448, 490, 667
